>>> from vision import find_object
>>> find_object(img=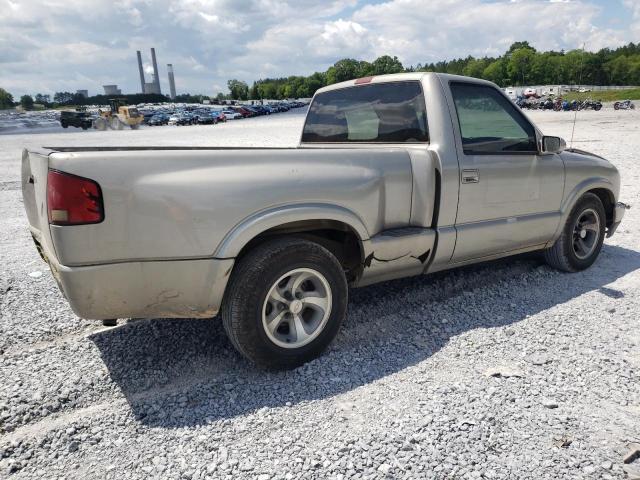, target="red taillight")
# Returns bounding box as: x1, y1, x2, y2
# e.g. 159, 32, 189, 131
47, 170, 104, 225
